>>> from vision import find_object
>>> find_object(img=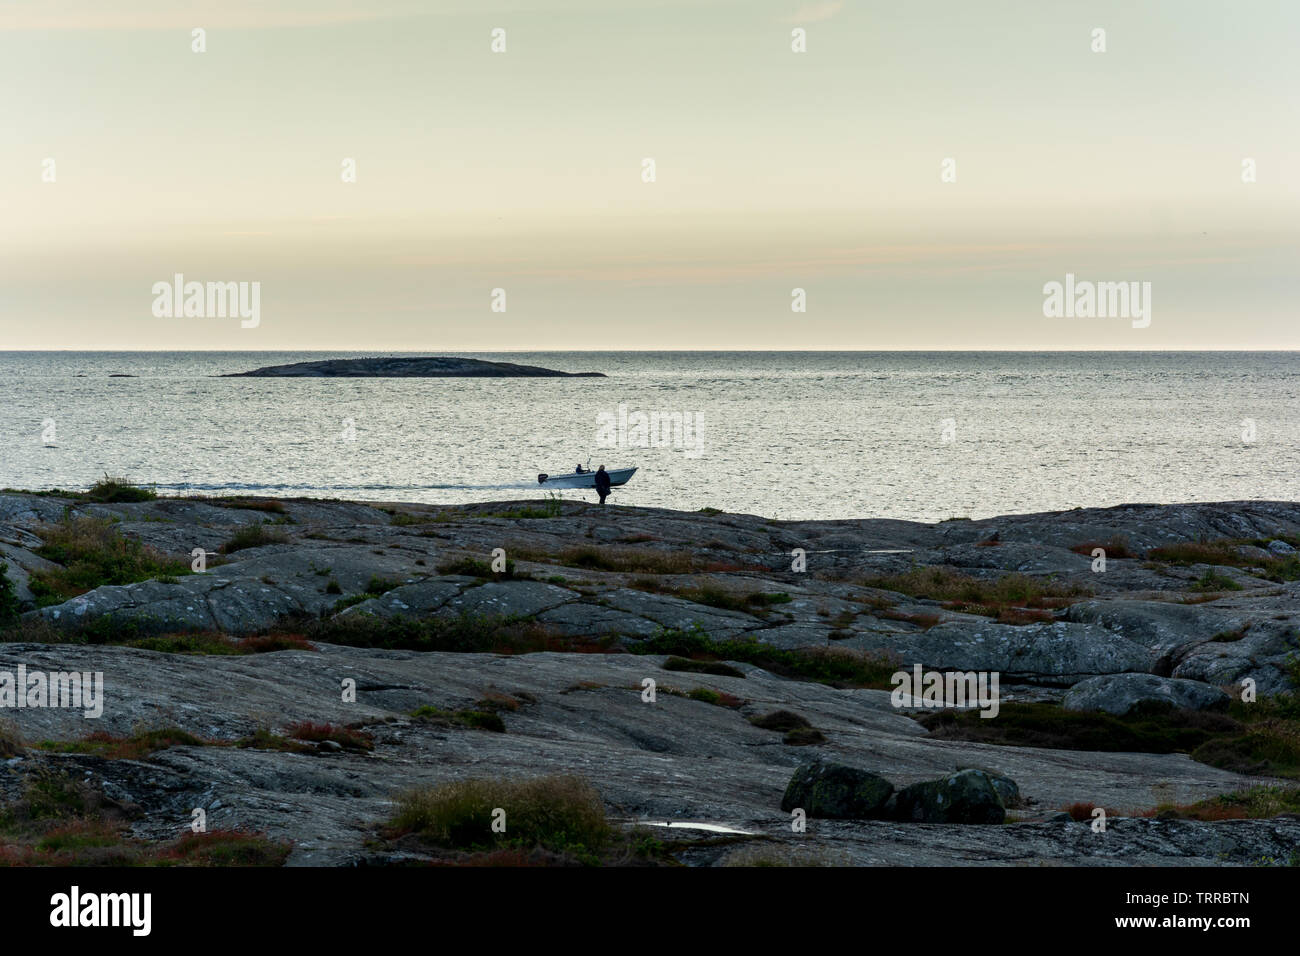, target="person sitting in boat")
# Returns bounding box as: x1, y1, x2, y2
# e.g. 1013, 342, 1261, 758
575, 464, 587, 474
